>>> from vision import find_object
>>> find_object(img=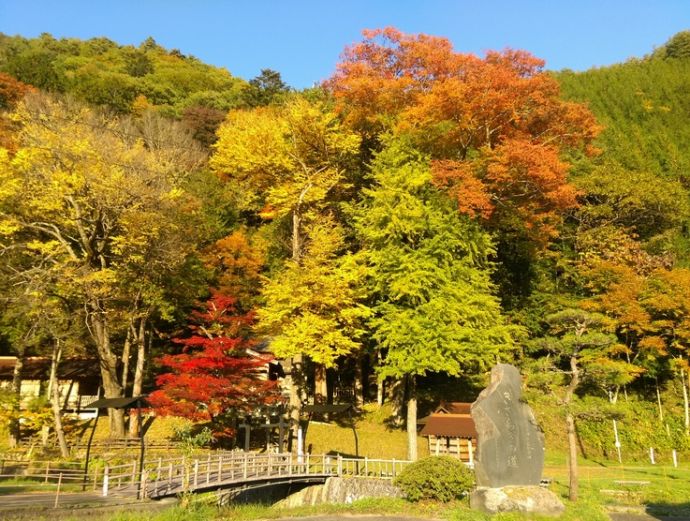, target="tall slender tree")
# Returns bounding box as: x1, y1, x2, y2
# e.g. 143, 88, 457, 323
352, 139, 516, 460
